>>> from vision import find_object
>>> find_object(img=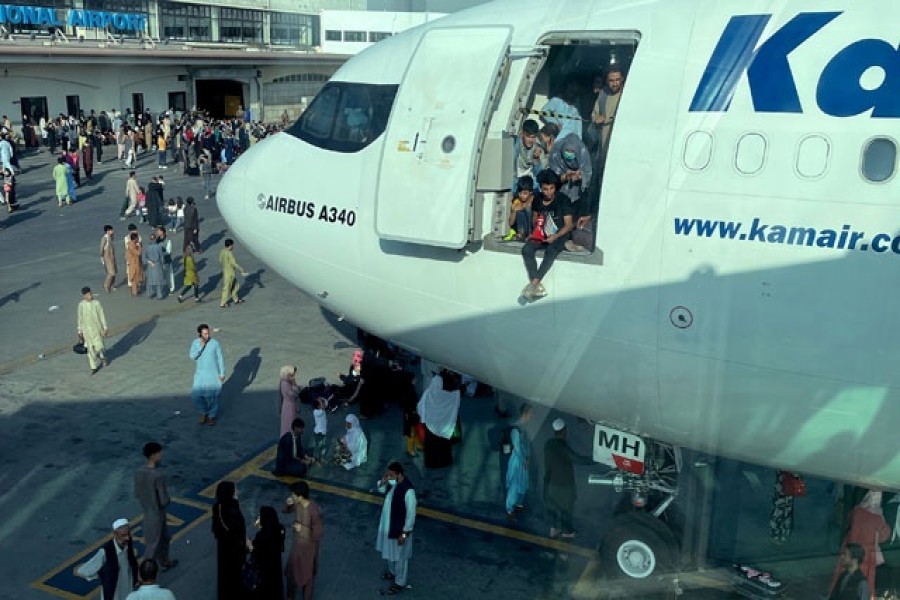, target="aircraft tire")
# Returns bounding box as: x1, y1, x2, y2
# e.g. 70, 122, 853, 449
599, 512, 677, 580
